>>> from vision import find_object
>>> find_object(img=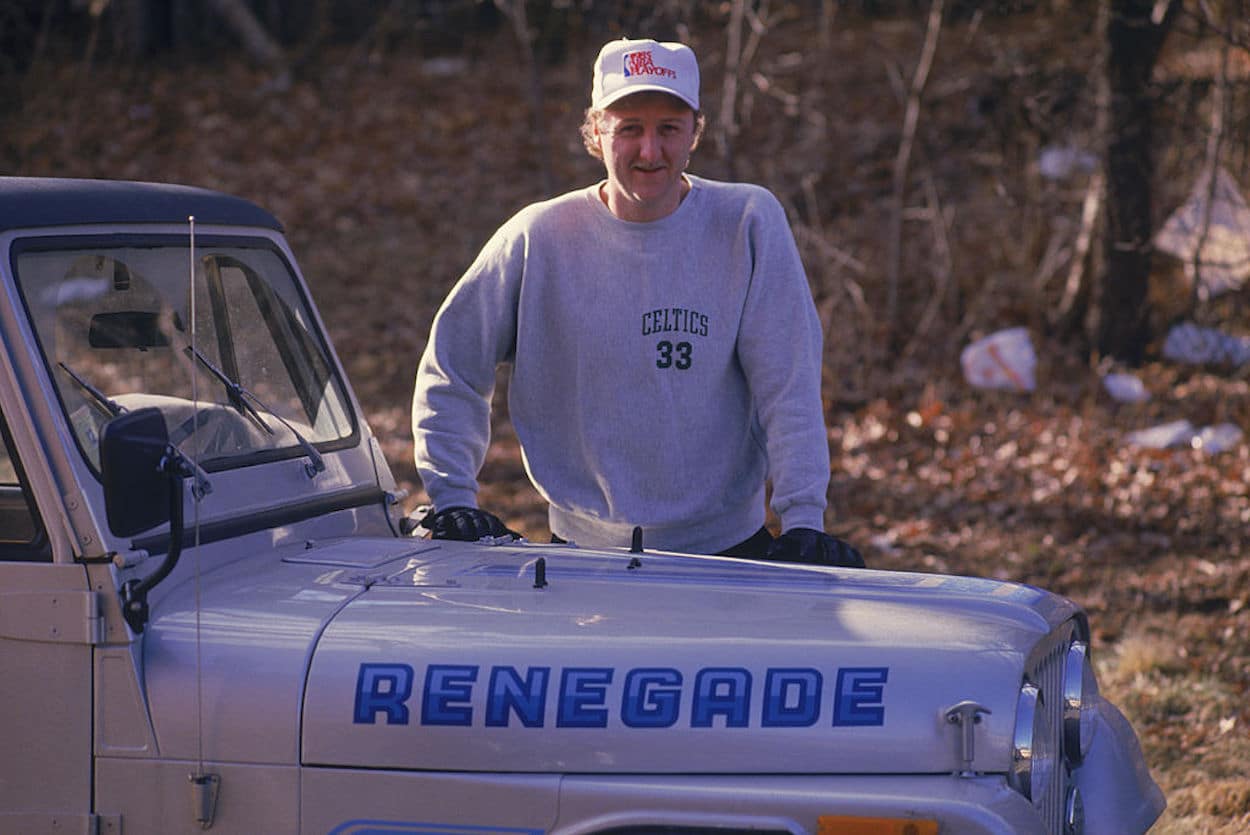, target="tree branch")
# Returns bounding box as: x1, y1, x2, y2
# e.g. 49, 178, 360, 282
886, 0, 944, 336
